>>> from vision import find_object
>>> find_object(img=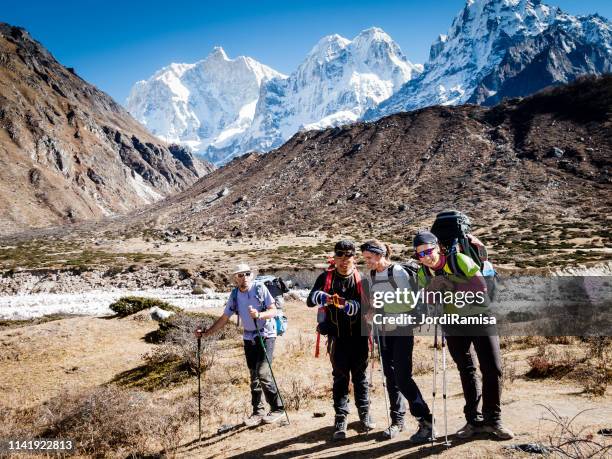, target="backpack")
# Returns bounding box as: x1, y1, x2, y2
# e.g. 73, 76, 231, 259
255, 275, 290, 307
369, 260, 420, 292
369, 261, 427, 320
255, 275, 289, 335
230, 282, 288, 336
430, 210, 498, 301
